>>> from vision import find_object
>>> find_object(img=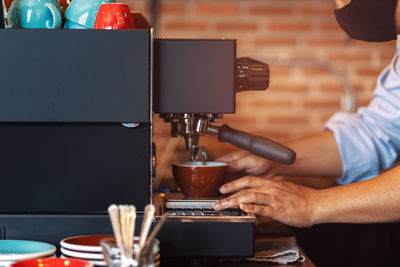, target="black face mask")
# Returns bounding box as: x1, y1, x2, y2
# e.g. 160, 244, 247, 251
334, 0, 398, 42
